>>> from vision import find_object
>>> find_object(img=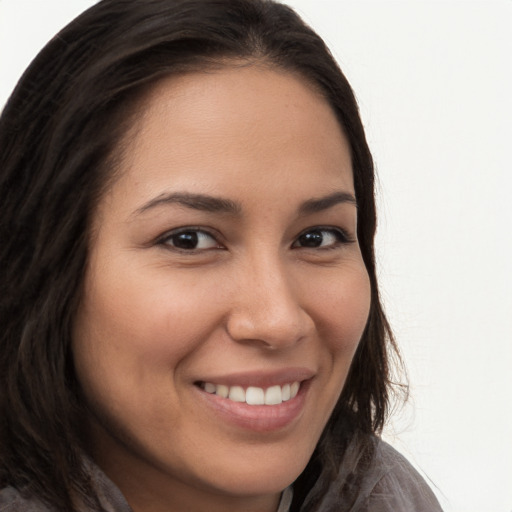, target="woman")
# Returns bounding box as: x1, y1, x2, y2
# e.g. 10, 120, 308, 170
0, 1, 442, 511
